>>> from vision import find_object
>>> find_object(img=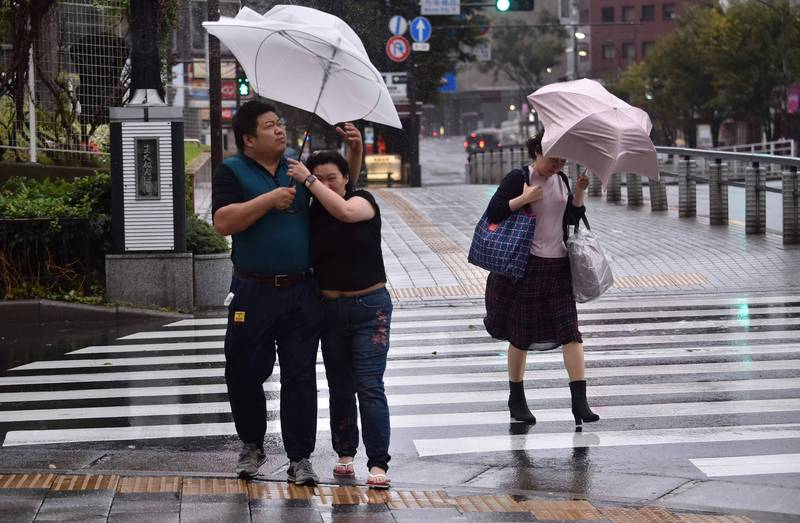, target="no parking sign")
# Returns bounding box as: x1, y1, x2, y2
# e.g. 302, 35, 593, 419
386, 35, 410, 63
